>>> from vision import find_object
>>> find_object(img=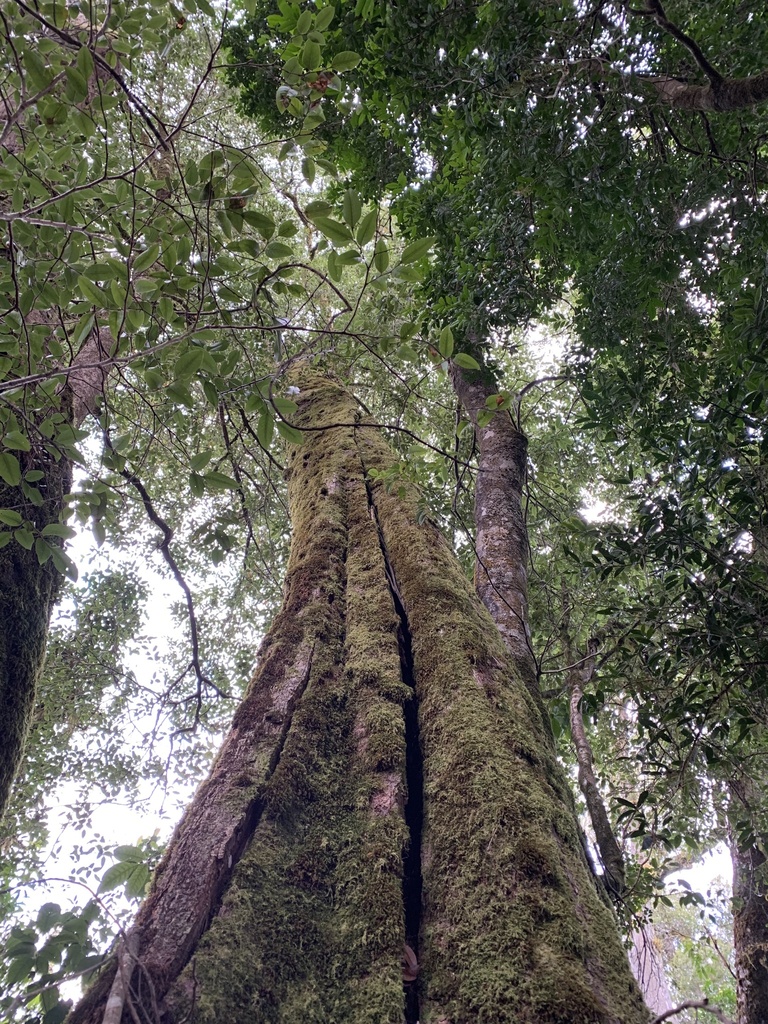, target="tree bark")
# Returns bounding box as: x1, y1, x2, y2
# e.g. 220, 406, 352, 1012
729, 778, 768, 1024
646, 71, 768, 111
567, 647, 626, 899
449, 365, 539, 699
0, 455, 72, 818
70, 371, 648, 1024
0, 326, 113, 819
